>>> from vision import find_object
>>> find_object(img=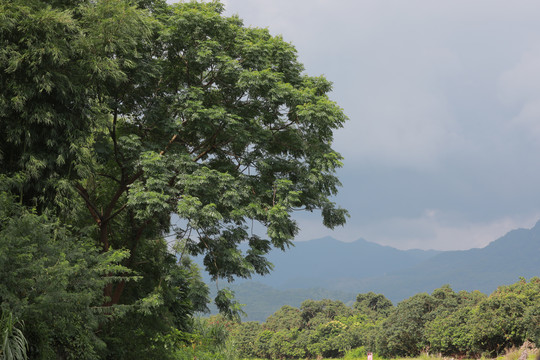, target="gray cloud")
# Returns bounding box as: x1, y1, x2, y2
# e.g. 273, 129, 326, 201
201, 0, 540, 249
